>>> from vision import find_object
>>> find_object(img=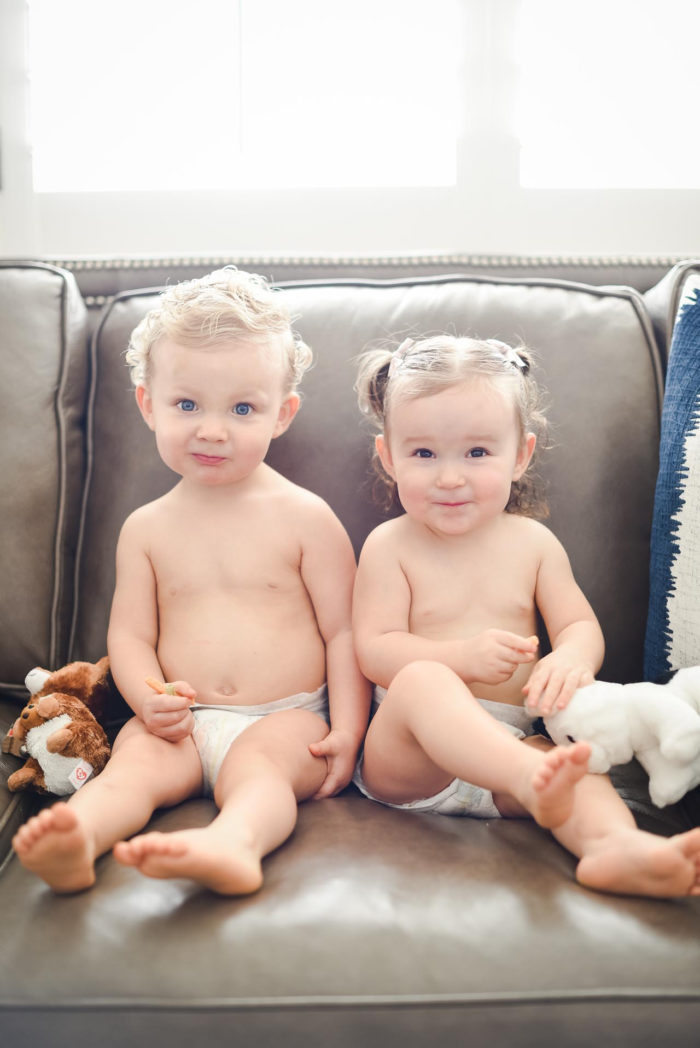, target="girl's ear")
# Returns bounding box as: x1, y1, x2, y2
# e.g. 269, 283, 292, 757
513, 432, 536, 480
375, 434, 396, 479
135, 386, 155, 431
272, 392, 301, 438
